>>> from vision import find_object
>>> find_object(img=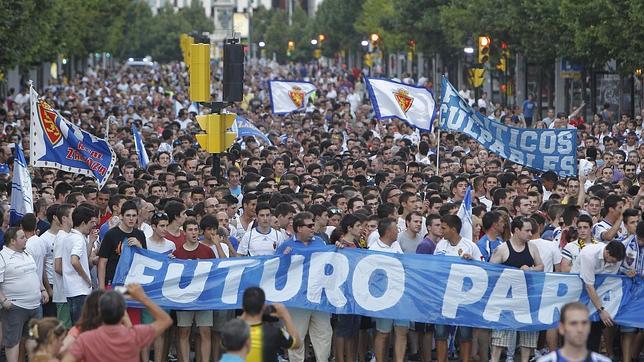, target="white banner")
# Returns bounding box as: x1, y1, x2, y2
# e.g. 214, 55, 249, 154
268, 80, 317, 115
